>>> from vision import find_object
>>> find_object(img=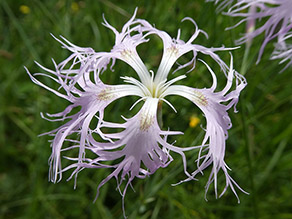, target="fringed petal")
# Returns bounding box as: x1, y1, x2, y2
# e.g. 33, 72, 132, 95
138, 18, 233, 83
226, 0, 292, 64
63, 98, 202, 216
164, 55, 248, 200
27, 62, 142, 183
